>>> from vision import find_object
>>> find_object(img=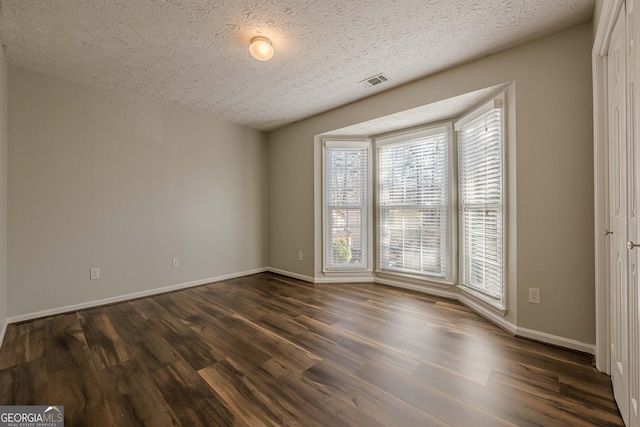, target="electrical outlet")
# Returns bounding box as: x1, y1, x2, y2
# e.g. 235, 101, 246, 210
90, 267, 100, 280
172, 257, 180, 268
529, 287, 541, 304
298, 251, 304, 261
